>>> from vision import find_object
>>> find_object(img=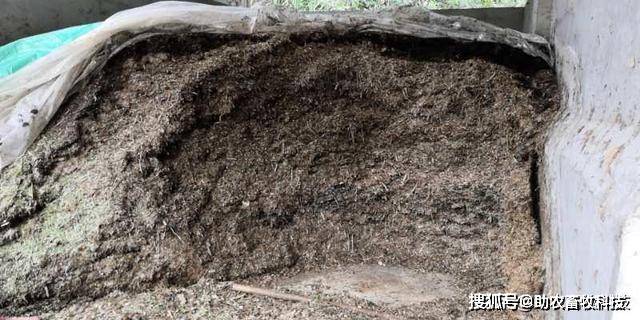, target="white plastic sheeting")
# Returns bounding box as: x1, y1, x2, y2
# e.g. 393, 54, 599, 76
0, 1, 551, 169
0, 2, 259, 168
